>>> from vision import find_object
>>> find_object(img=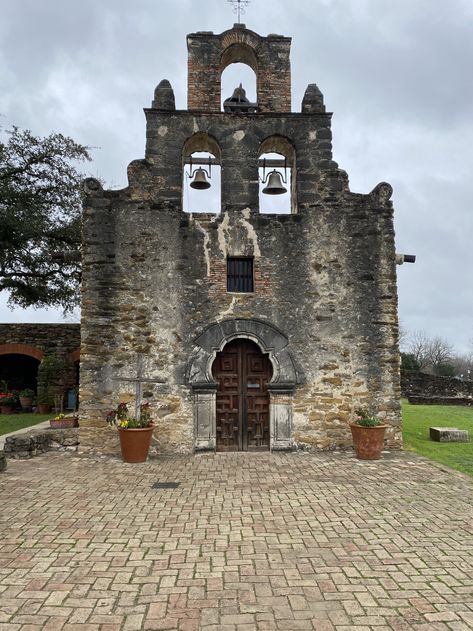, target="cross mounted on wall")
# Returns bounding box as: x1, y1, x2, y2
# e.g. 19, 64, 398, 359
227, 0, 251, 24
113, 354, 166, 420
